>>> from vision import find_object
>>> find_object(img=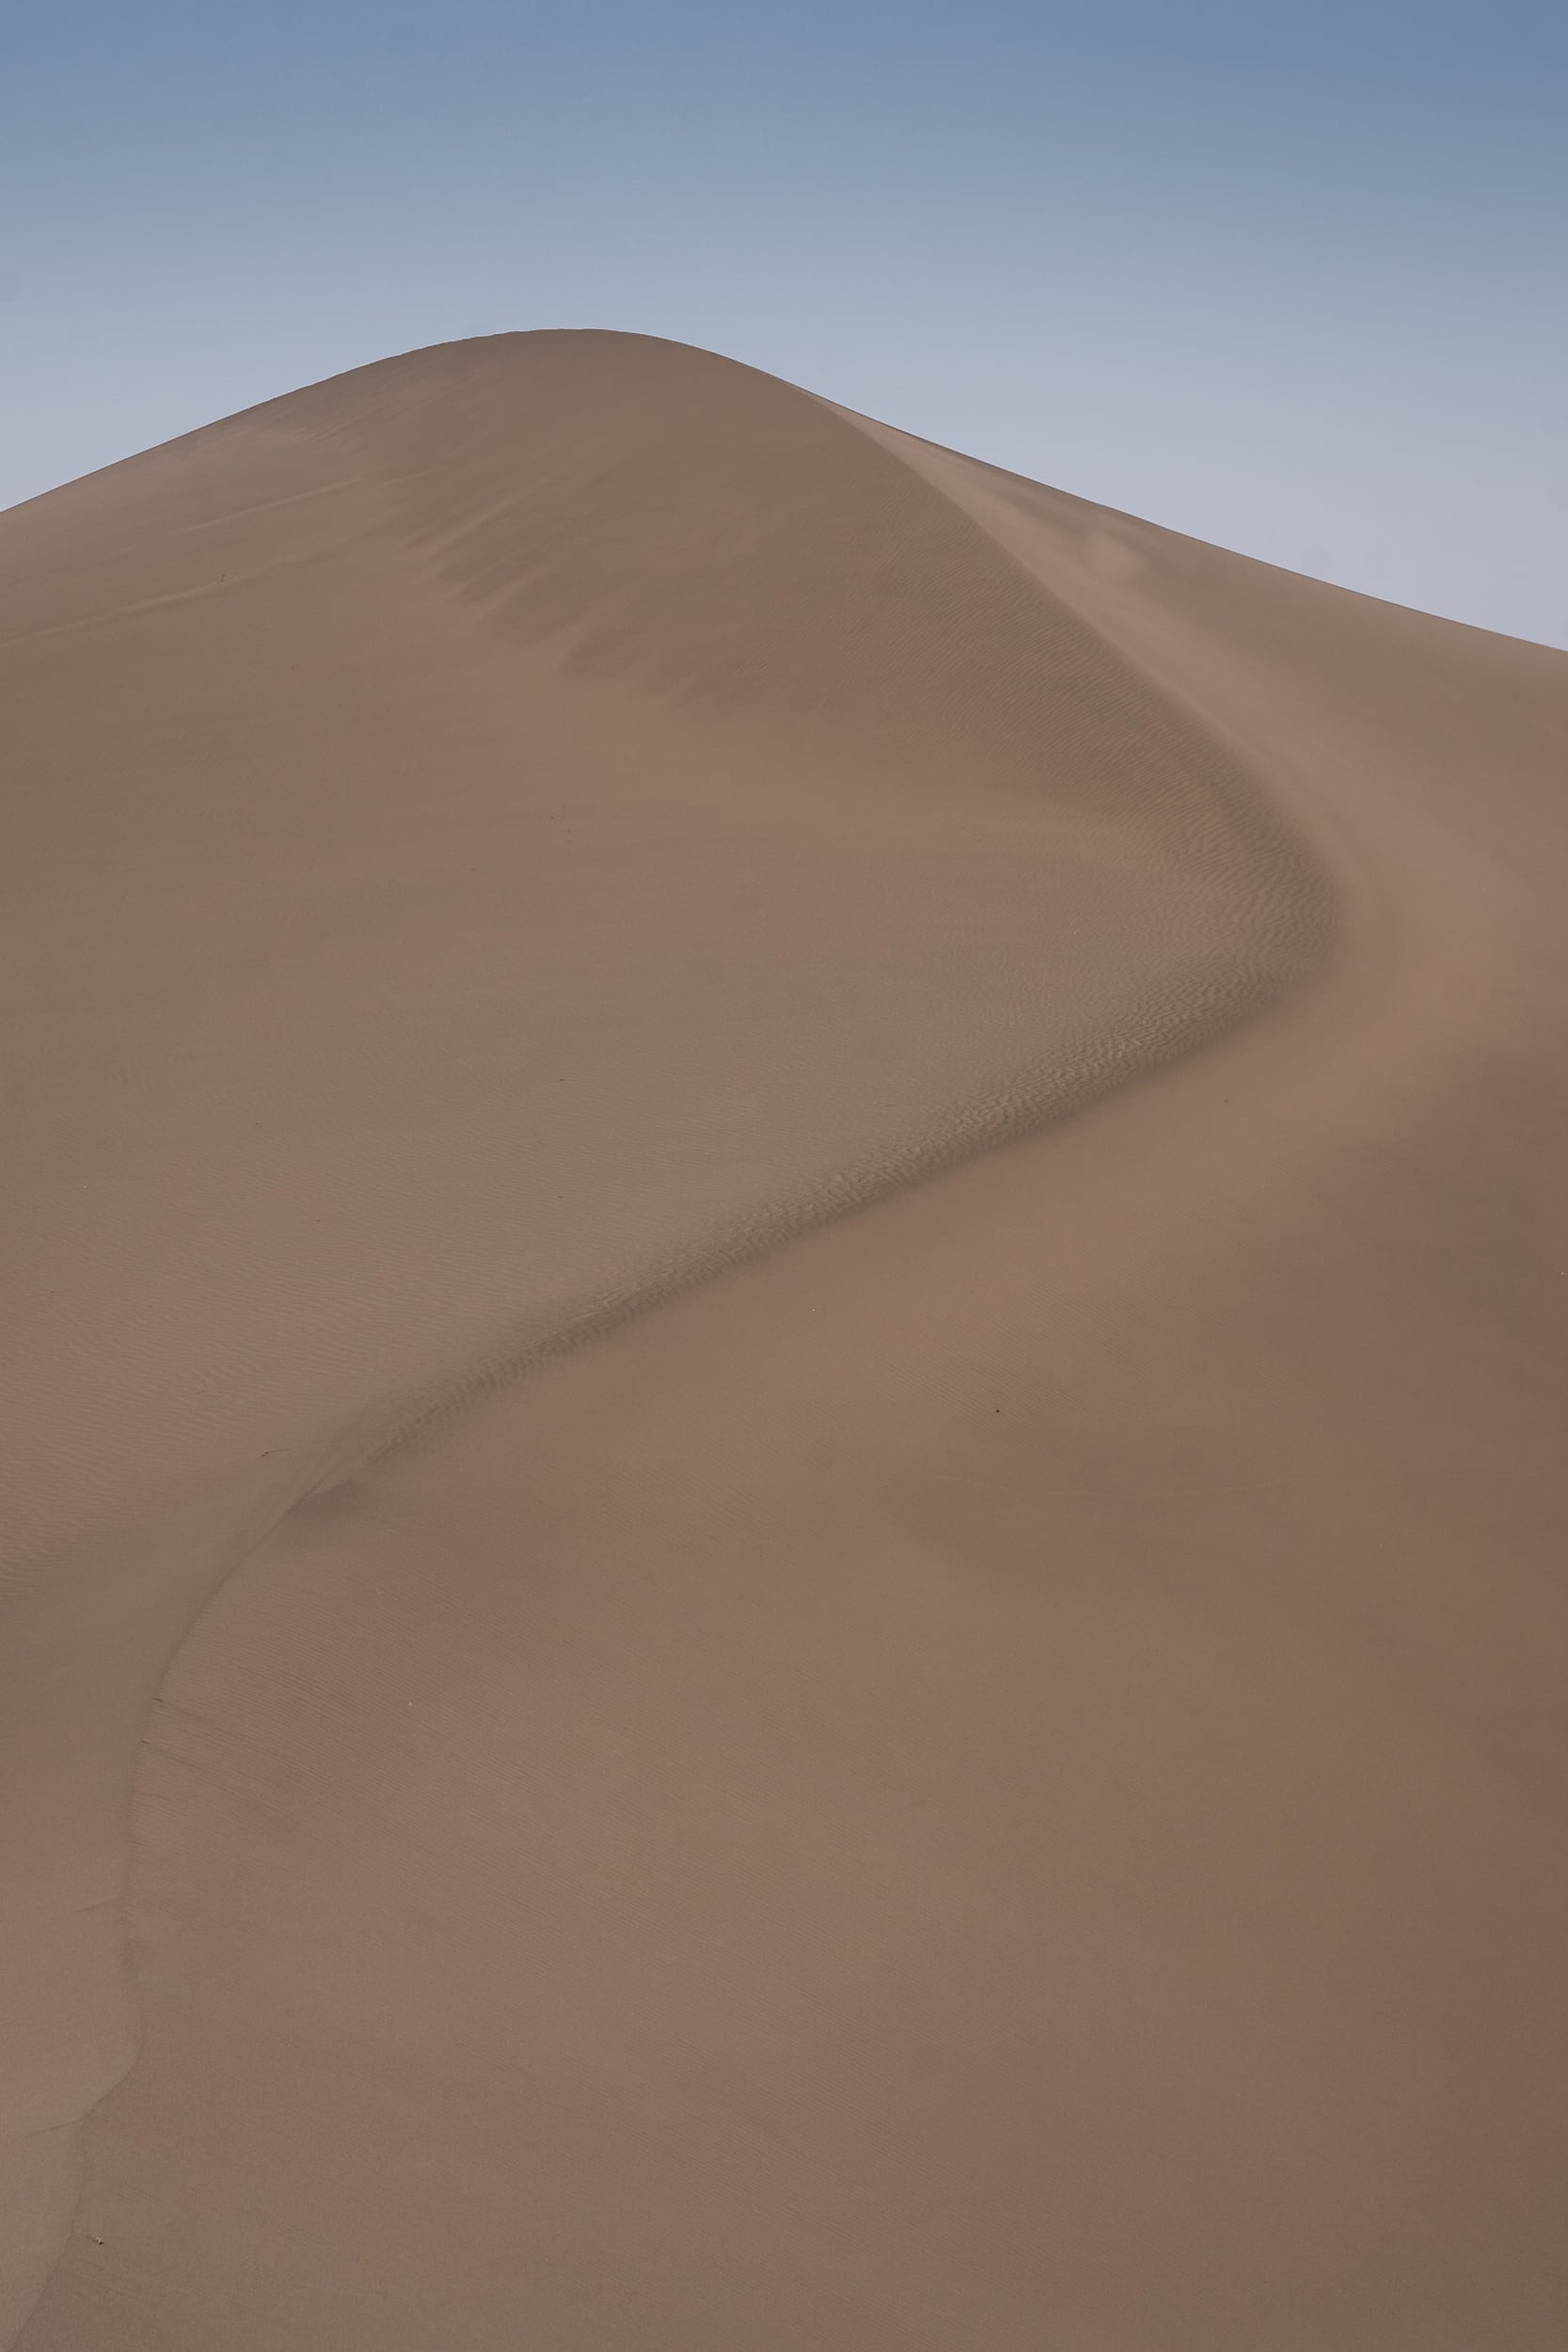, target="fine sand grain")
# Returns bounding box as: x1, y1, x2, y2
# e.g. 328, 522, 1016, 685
3, 332, 1566, 2346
